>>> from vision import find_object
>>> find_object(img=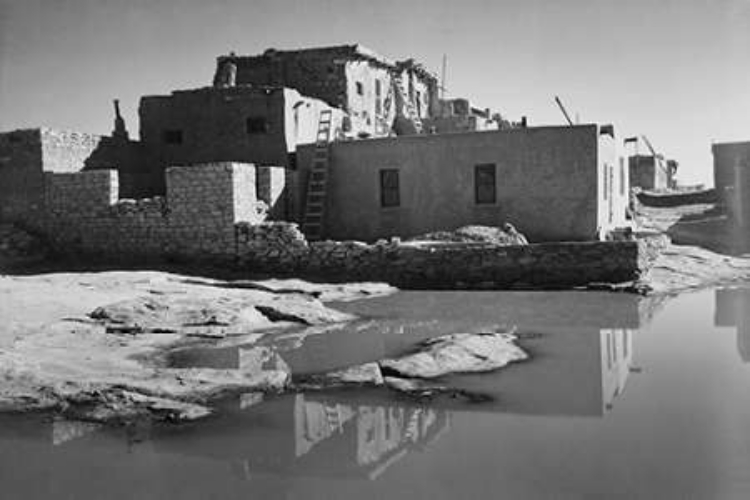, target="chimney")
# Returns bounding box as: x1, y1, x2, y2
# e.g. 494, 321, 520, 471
112, 99, 129, 141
